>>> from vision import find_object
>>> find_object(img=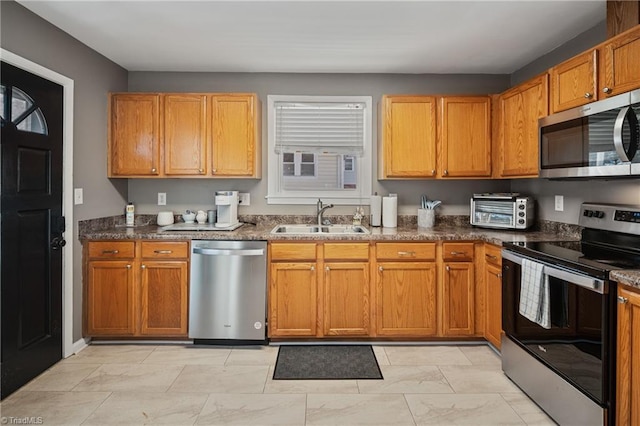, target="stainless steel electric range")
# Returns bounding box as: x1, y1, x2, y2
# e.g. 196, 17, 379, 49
501, 202, 640, 426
